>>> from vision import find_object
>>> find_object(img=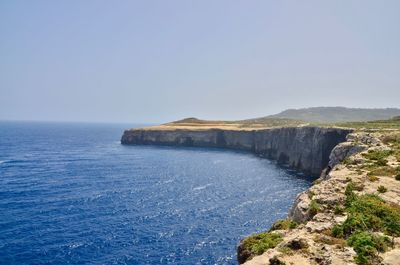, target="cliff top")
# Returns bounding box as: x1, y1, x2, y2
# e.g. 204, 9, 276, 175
128, 116, 400, 132
267, 107, 400, 123
239, 130, 400, 265
135, 117, 308, 131
127, 107, 400, 132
